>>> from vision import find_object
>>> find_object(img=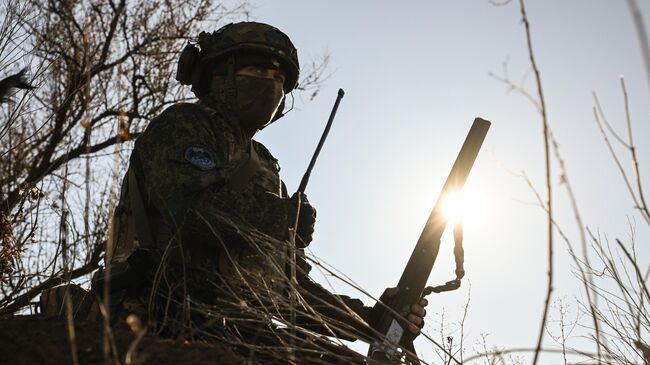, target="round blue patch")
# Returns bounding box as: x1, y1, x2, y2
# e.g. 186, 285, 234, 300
184, 146, 216, 170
